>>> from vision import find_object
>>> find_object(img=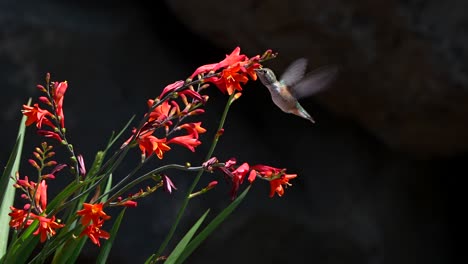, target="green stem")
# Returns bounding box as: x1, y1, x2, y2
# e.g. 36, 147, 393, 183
151, 93, 235, 262
103, 164, 204, 206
